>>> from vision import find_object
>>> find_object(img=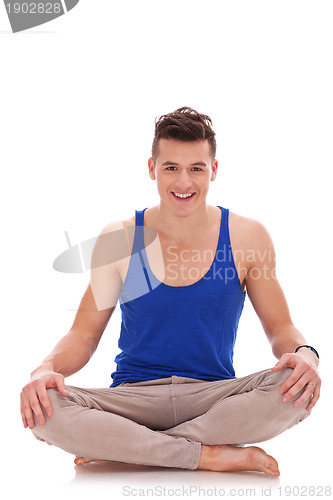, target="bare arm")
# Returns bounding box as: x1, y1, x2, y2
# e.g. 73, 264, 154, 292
21, 221, 123, 429
245, 220, 320, 410
32, 283, 116, 378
